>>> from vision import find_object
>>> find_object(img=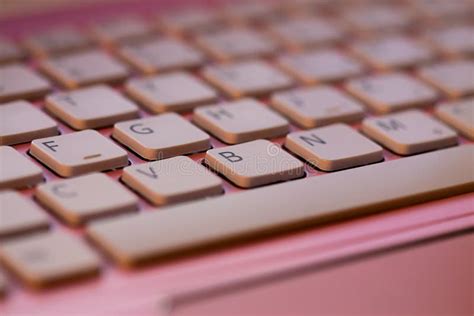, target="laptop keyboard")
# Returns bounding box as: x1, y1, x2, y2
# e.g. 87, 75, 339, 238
0, 0, 473, 294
